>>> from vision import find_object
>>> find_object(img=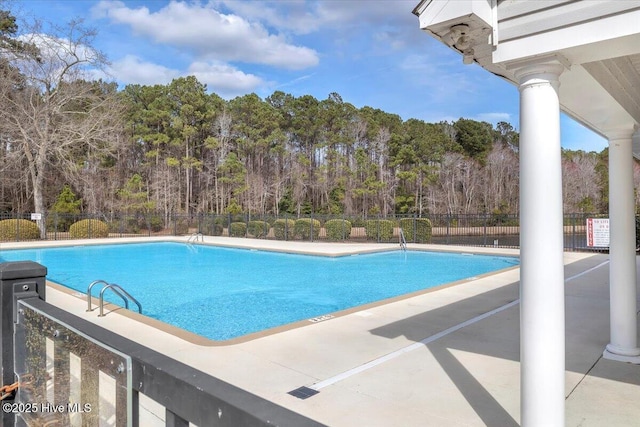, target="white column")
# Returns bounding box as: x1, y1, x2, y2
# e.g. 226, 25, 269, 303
516, 61, 566, 427
603, 129, 640, 363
